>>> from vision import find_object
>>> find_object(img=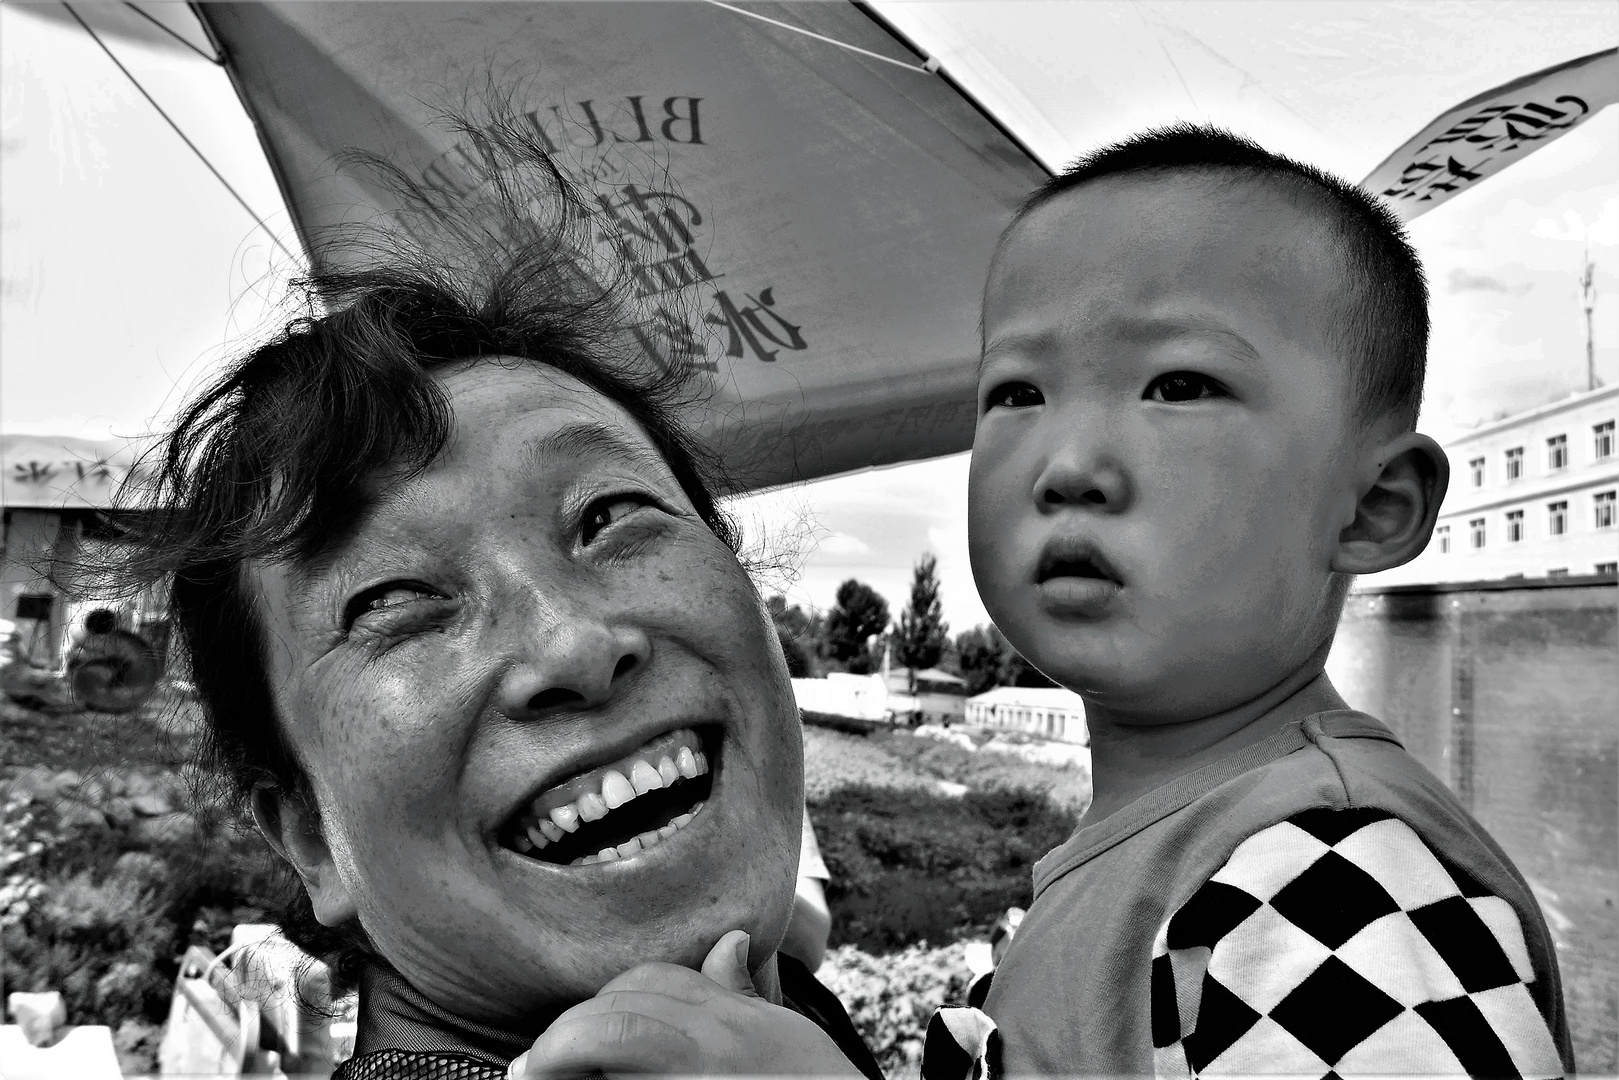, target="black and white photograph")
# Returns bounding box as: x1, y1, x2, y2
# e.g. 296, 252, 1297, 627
1, 3, 1614, 1078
